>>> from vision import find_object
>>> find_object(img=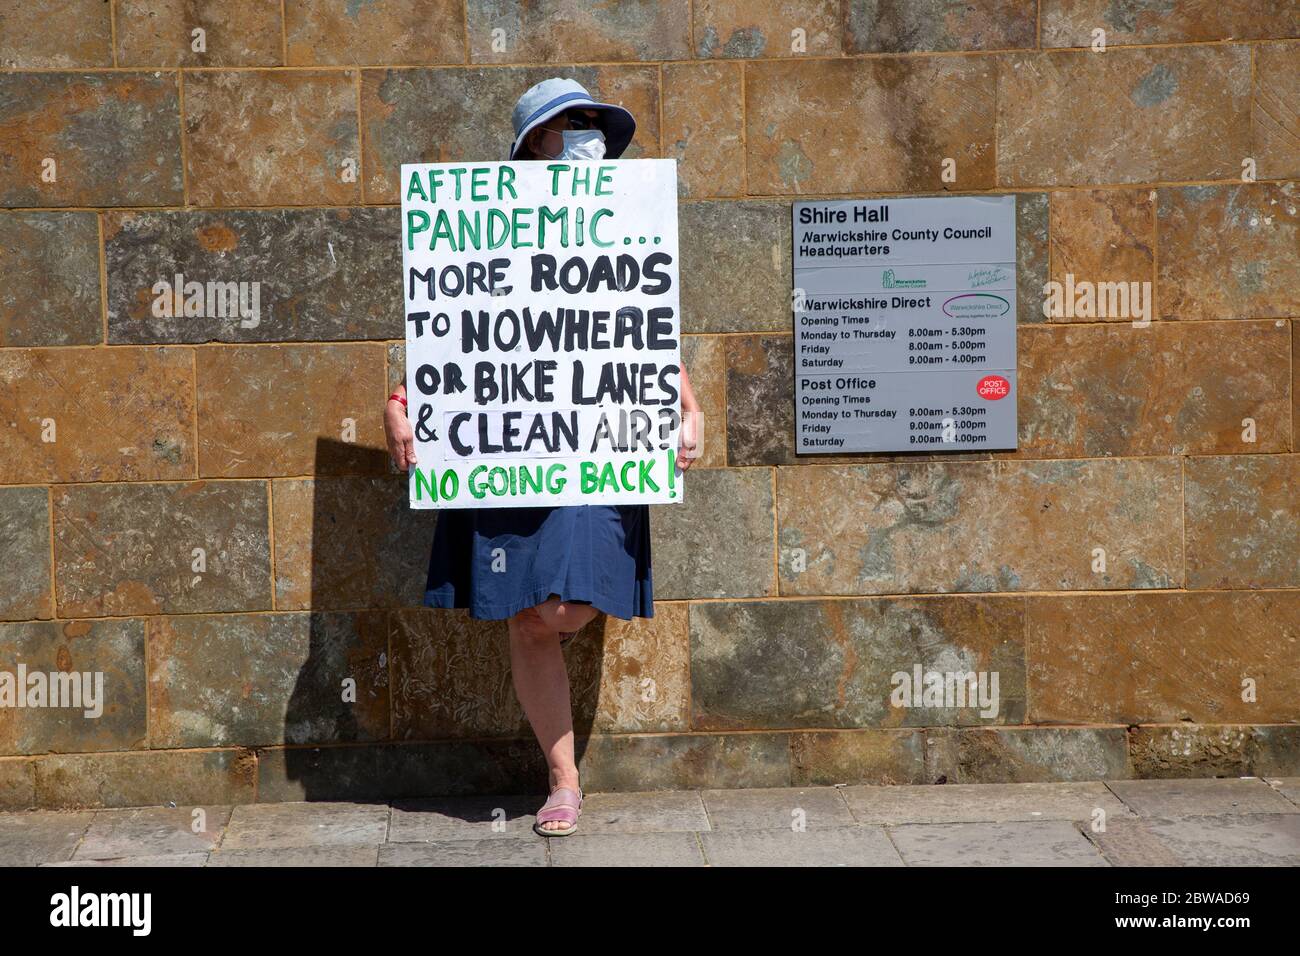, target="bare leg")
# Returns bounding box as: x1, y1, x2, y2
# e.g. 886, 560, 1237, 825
508, 597, 600, 831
